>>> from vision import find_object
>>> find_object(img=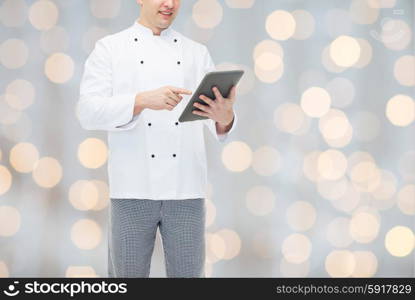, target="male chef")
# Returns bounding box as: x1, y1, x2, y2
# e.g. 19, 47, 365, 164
77, 0, 238, 278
